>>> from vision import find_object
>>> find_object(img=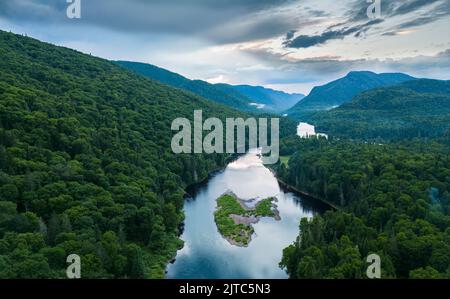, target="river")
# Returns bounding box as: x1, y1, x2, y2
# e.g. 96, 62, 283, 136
297, 122, 328, 139
166, 150, 328, 279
